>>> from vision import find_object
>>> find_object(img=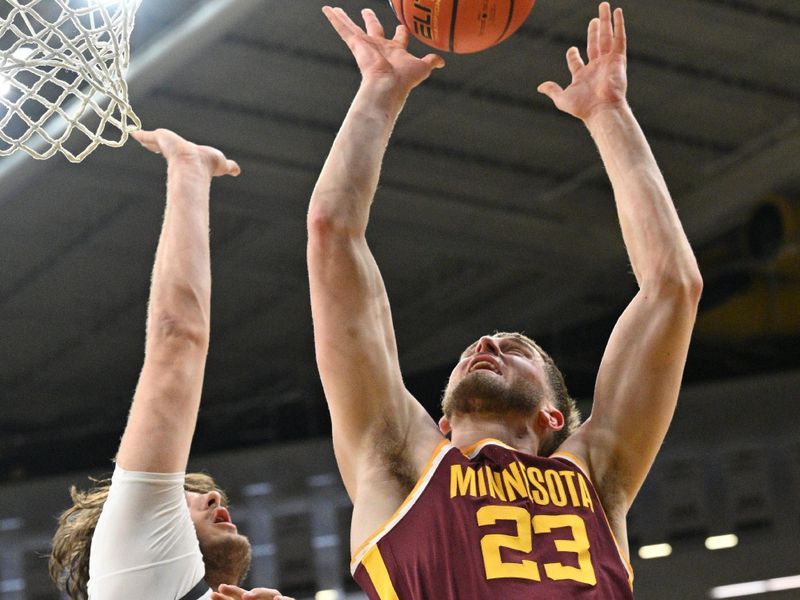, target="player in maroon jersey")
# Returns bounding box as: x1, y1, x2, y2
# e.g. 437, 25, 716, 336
307, 3, 702, 598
